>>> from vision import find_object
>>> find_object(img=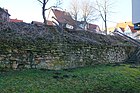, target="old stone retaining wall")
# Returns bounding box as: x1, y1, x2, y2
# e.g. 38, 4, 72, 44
0, 43, 135, 70
0, 22, 136, 70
